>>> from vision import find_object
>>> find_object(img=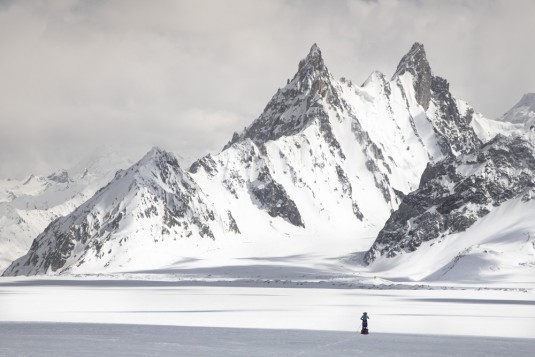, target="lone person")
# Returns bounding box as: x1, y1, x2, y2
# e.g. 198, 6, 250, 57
360, 312, 370, 334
